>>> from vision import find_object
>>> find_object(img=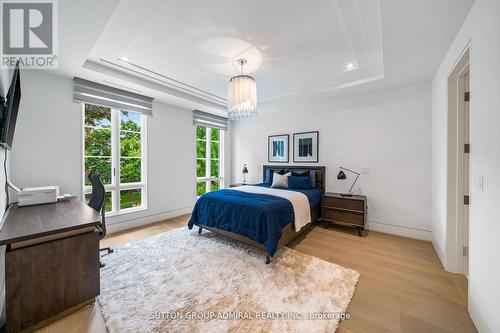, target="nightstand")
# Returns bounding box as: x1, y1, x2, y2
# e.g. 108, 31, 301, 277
229, 183, 250, 188
321, 193, 367, 236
